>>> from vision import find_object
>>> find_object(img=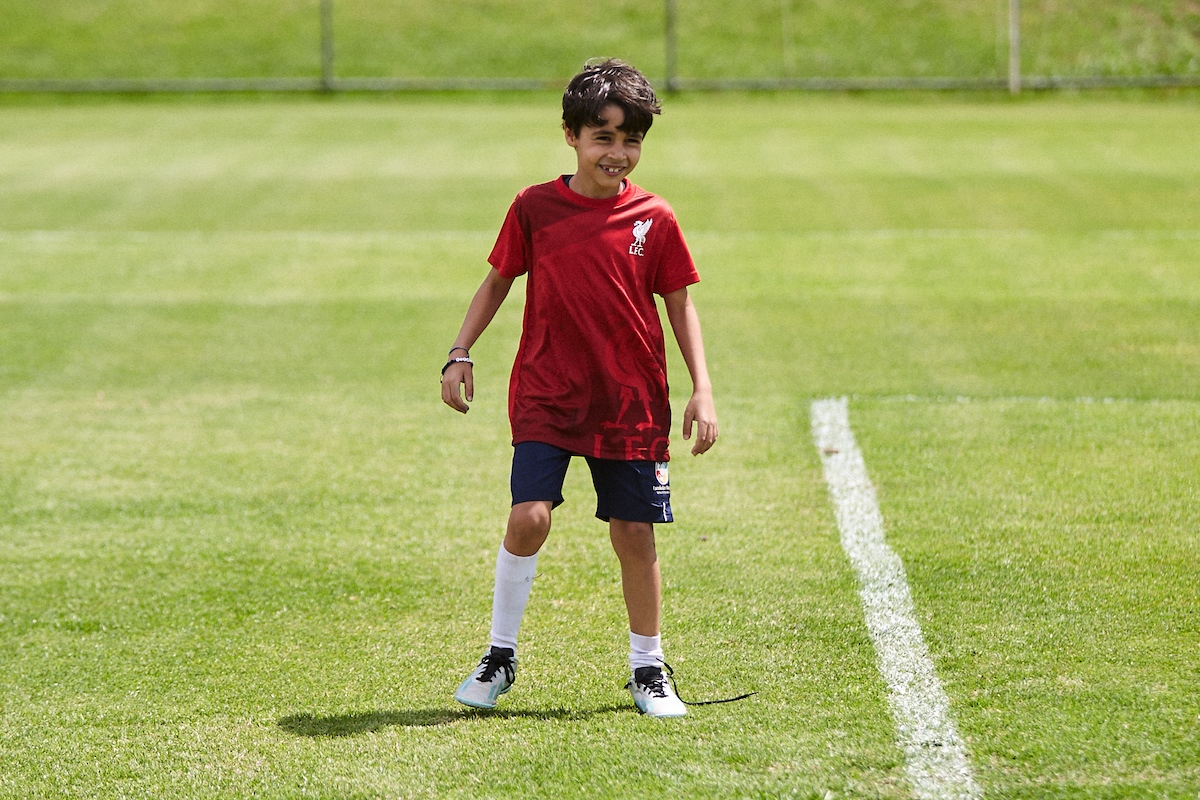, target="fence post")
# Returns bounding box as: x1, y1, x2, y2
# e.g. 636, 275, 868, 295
1008, 0, 1021, 94
665, 0, 679, 91
321, 0, 335, 91
780, 0, 795, 76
